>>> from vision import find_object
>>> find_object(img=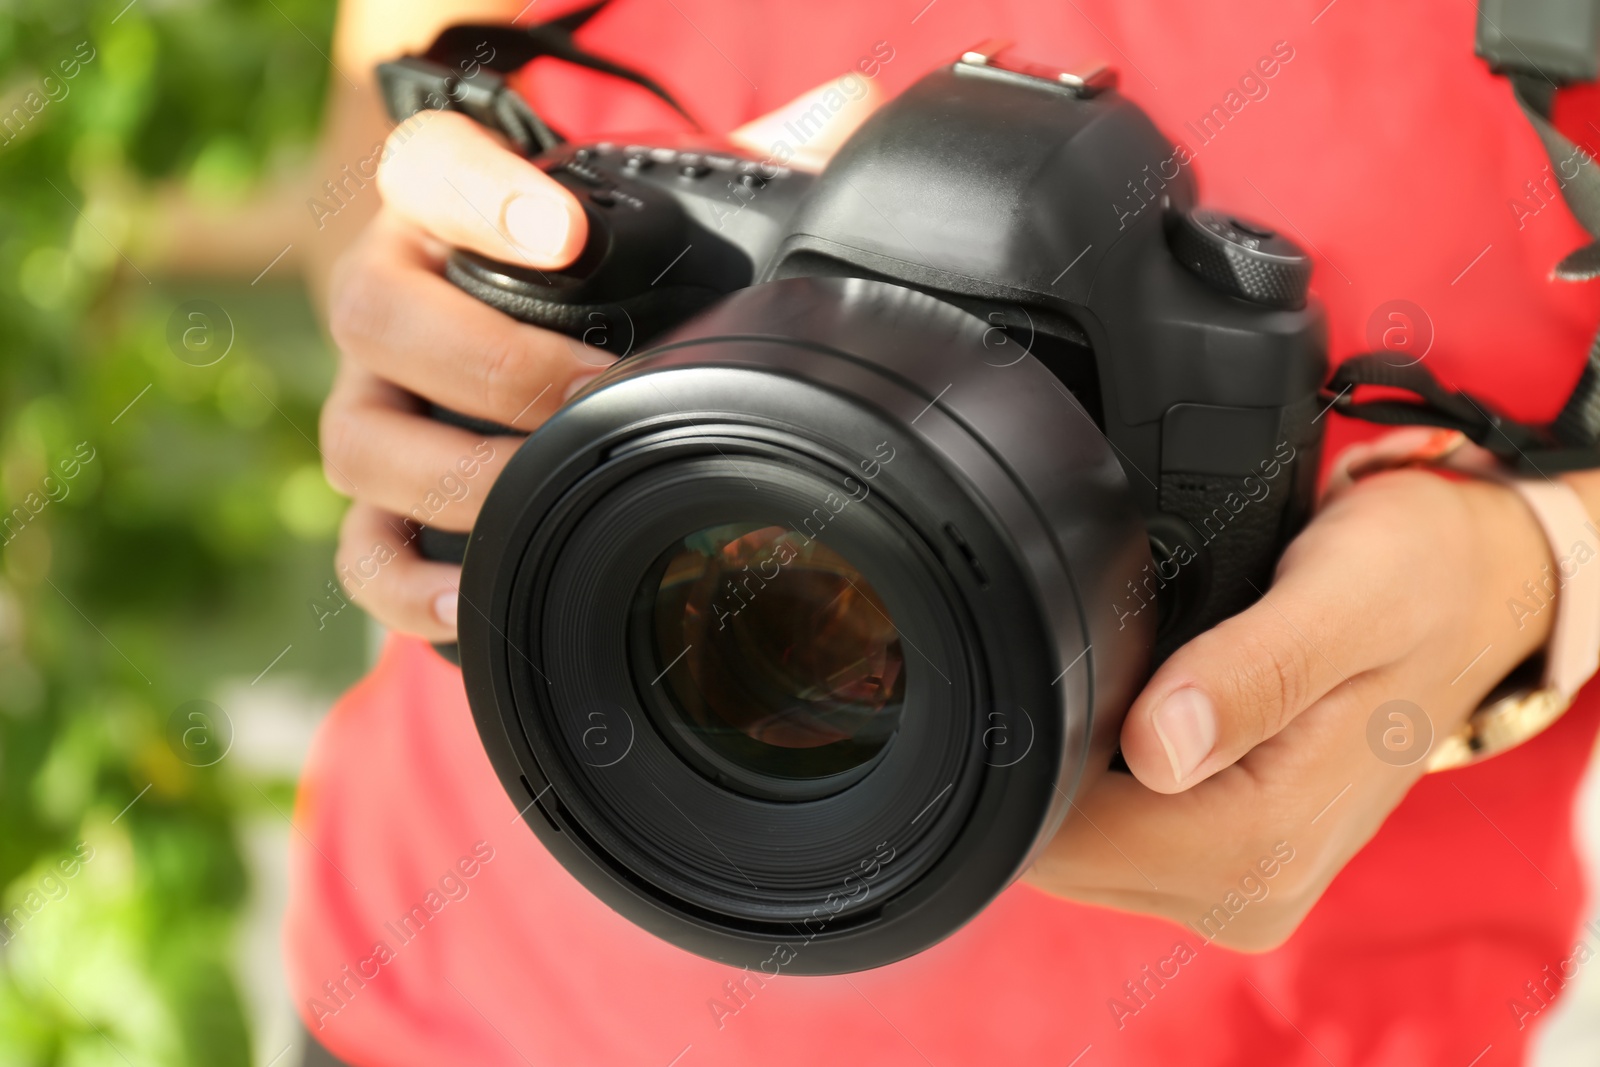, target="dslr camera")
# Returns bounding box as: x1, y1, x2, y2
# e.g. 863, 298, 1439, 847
380, 40, 1326, 974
